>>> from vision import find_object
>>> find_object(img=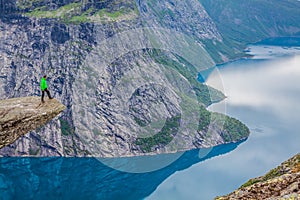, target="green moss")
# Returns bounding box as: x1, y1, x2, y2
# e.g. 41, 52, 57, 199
60, 2, 82, 11
135, 114, 181, 152
240, 153, 300, 189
